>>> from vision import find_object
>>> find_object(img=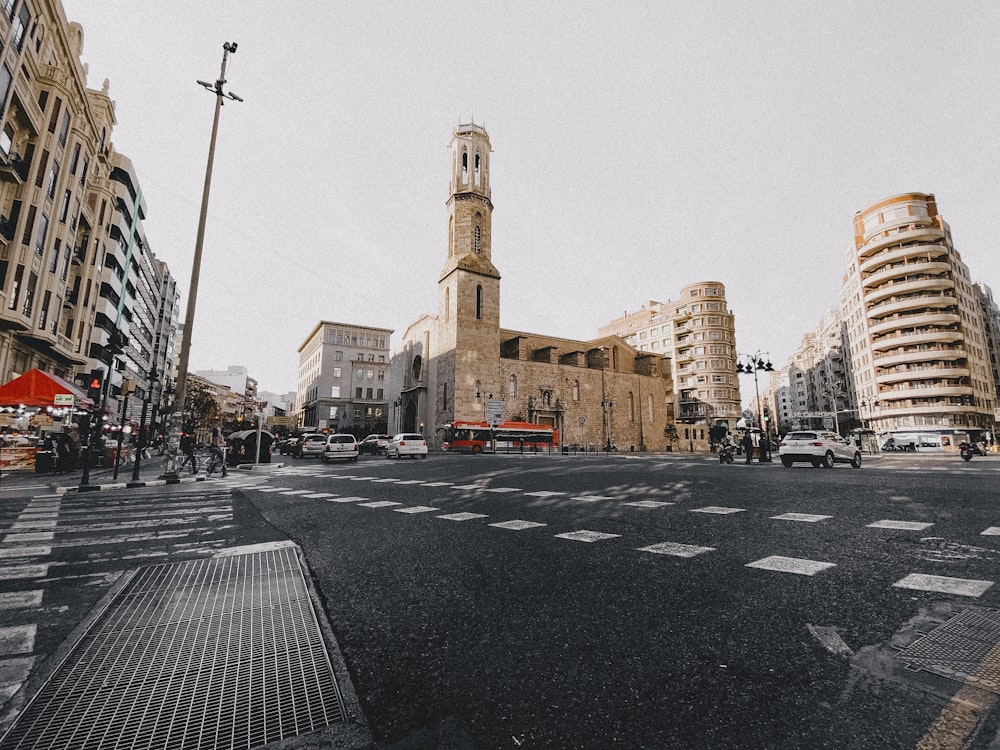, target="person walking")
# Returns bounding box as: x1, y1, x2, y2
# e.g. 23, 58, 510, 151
209, 427, 228, 477
742, 430, 754, 465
